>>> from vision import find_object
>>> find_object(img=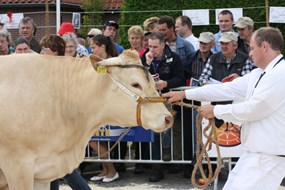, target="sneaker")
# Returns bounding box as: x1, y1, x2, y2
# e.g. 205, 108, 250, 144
90, 175, 106, 181
149, 165, 164, 182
